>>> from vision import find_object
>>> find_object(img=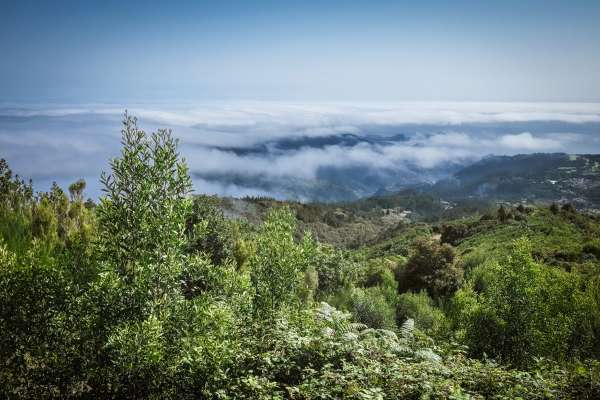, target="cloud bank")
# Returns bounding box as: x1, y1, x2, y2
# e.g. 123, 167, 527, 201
1, 102, 599, 200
